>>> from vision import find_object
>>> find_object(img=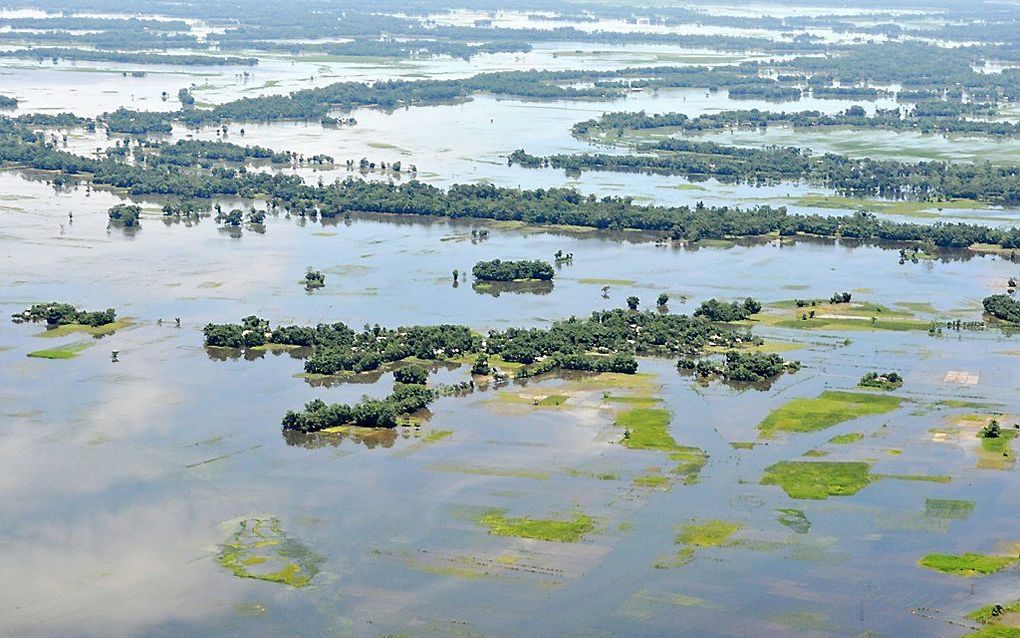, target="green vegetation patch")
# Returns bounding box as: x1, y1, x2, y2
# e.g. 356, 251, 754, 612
918, 553, 1019, 576
618, 589, 715, 619
536, 394, 569, 406
578, 278, 636, 286
777, 509, 811, 534
218, 518, 323, 588
979, 429, 1017, 470
604, 395, 663, 406
759, 301, 928, 332
829, 432, 865, 445
478, 511, 595, 543
730, 441, 756, 450
652, 547, 695, 569
969, 601, 1020, 624
761, 461, 873, 500
675, 519, 743, 547
925, 499, 976, 520
758, 391, 902, 438
26, 341, 93, 359
36, 318, 133, 338
614, 406, 708, 481
619, 408, 675, 450
422, 429, 453, 443
633, 474, 670, 489
670, 447, 709, 484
